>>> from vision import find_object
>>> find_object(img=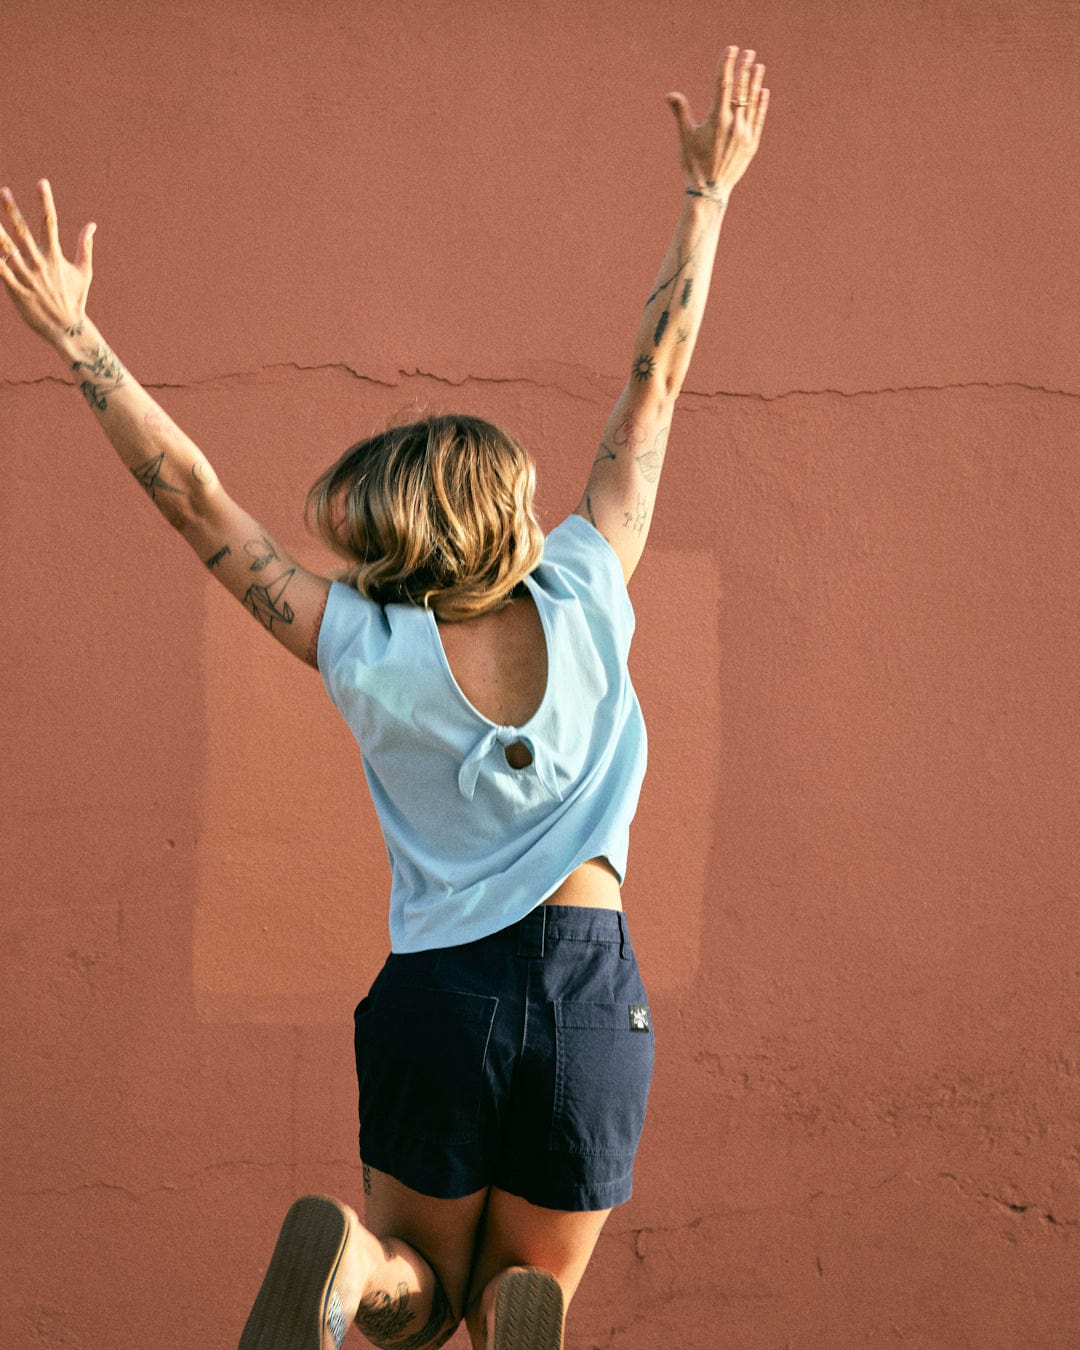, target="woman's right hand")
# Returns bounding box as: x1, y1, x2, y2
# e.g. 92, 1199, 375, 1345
0, 179, 95, 344
666, 46, 769, 199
